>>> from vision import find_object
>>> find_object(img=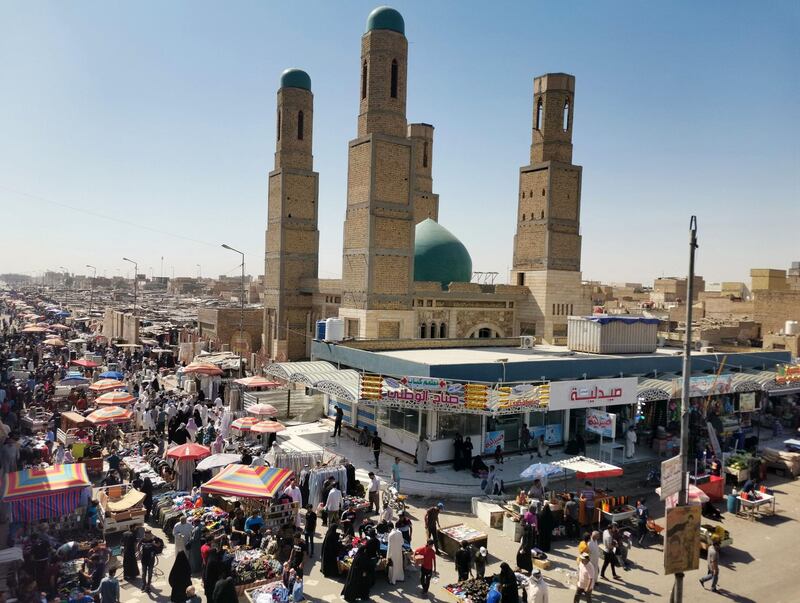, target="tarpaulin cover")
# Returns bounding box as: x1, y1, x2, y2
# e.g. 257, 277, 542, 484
106, 489, 146, 512
11, 489, 83, 522
3, 463, 90, 501
201, 465, 293, 499
582, 316, 660, 325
